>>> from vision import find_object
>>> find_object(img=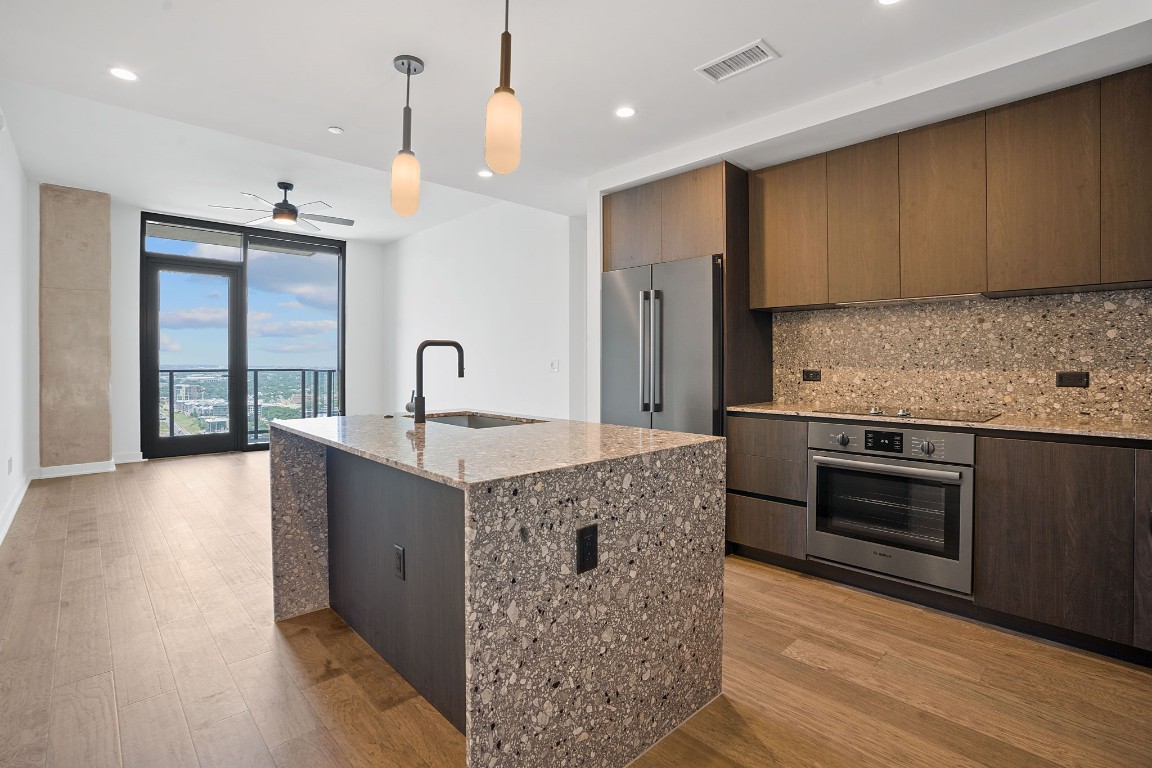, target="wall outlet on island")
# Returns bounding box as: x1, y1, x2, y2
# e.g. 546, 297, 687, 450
393, 544, 405, 581
1056, 371, 1090, 388
576, 524, 598, 574
802, 369, 822, 382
